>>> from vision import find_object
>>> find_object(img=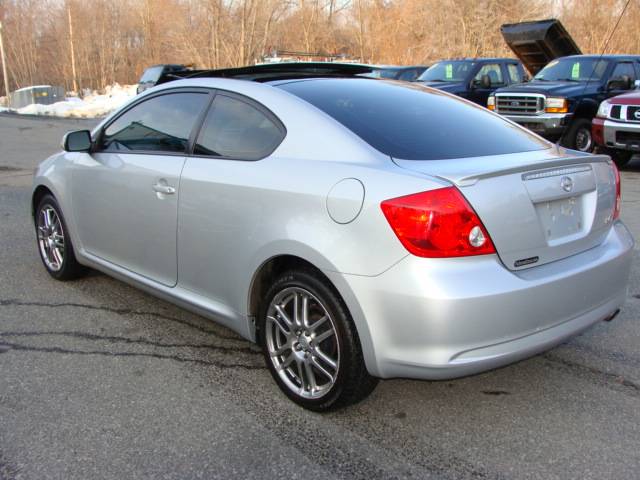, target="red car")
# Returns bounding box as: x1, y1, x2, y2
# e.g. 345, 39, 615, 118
593, 89, 640, 167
